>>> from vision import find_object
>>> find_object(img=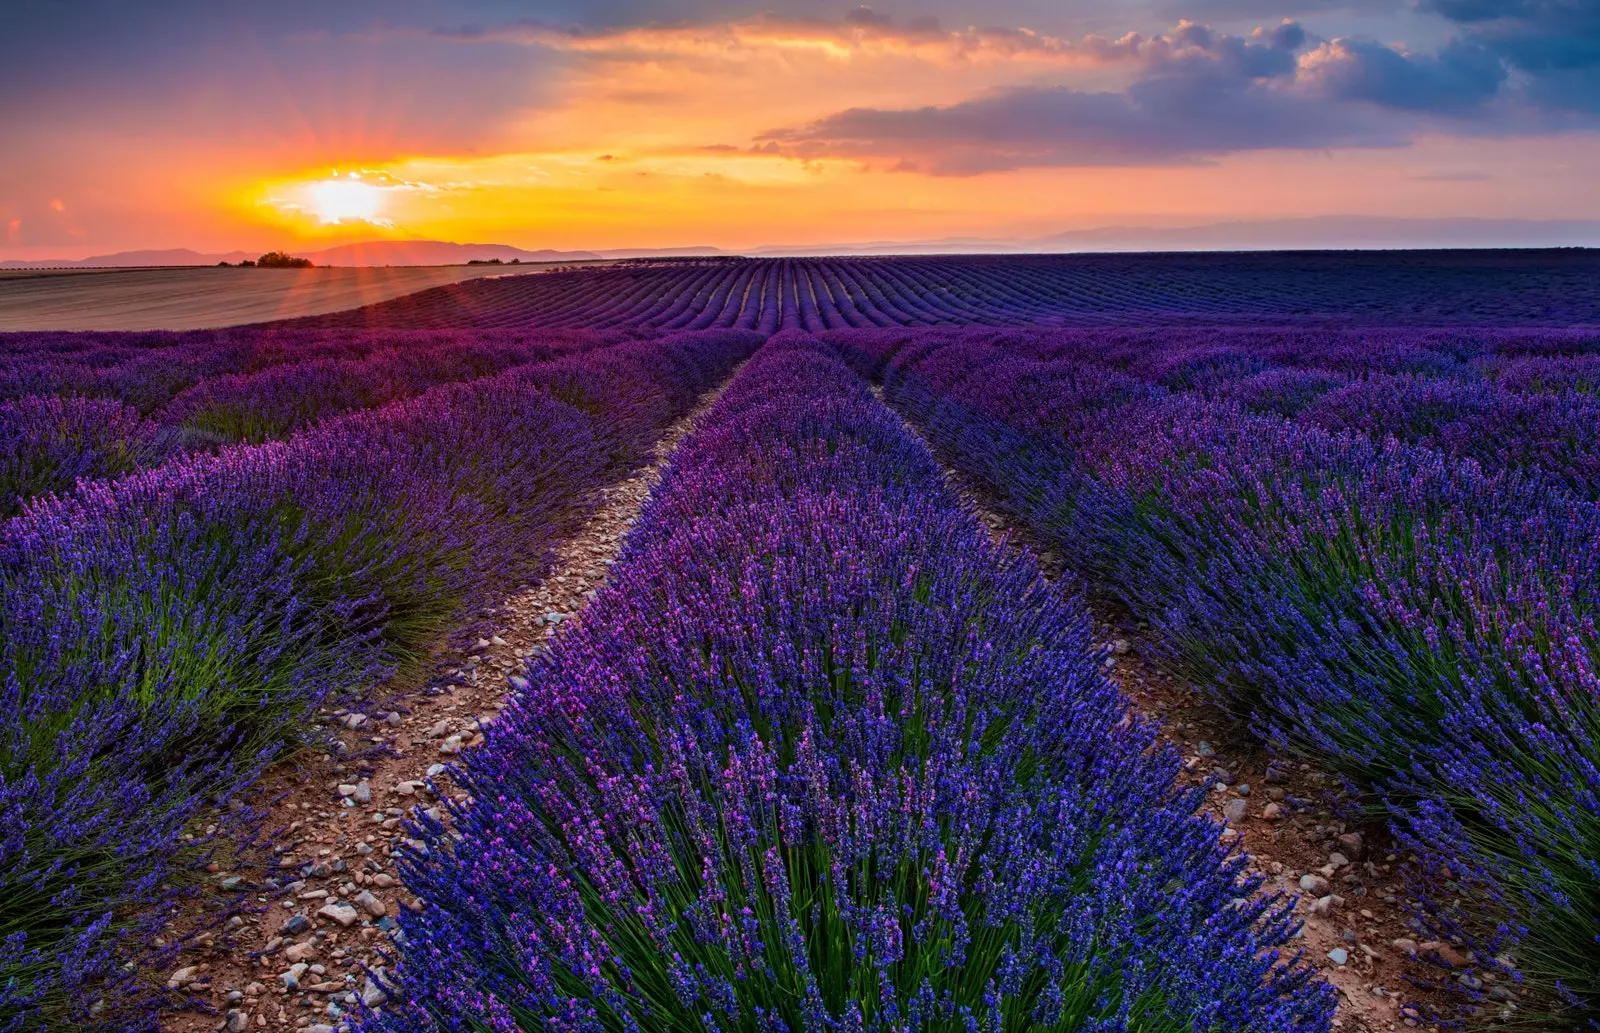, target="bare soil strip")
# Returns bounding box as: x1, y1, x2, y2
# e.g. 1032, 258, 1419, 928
165, 370, 1450, 1033
1083, 619, 1460, 1033
872, 386, 1454, 1033
161, 369, 741, 1033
